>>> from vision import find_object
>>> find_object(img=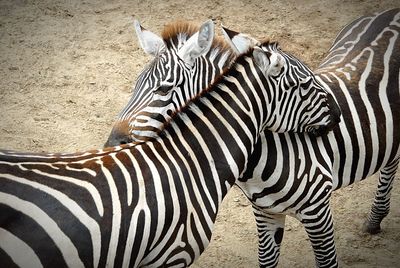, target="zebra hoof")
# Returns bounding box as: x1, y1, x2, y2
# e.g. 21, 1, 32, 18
362, 221, 381, 234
